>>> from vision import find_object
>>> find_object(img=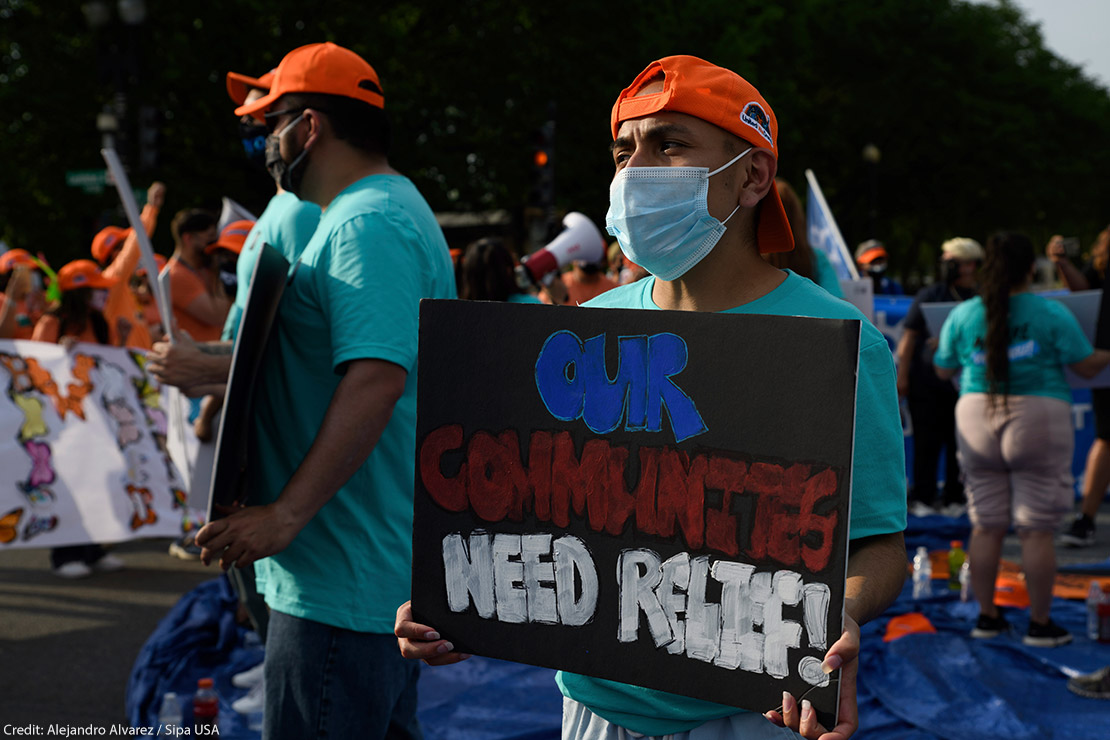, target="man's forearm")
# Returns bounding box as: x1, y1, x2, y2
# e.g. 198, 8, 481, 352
844, 531, 906, 625
271, 359, 406, 529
